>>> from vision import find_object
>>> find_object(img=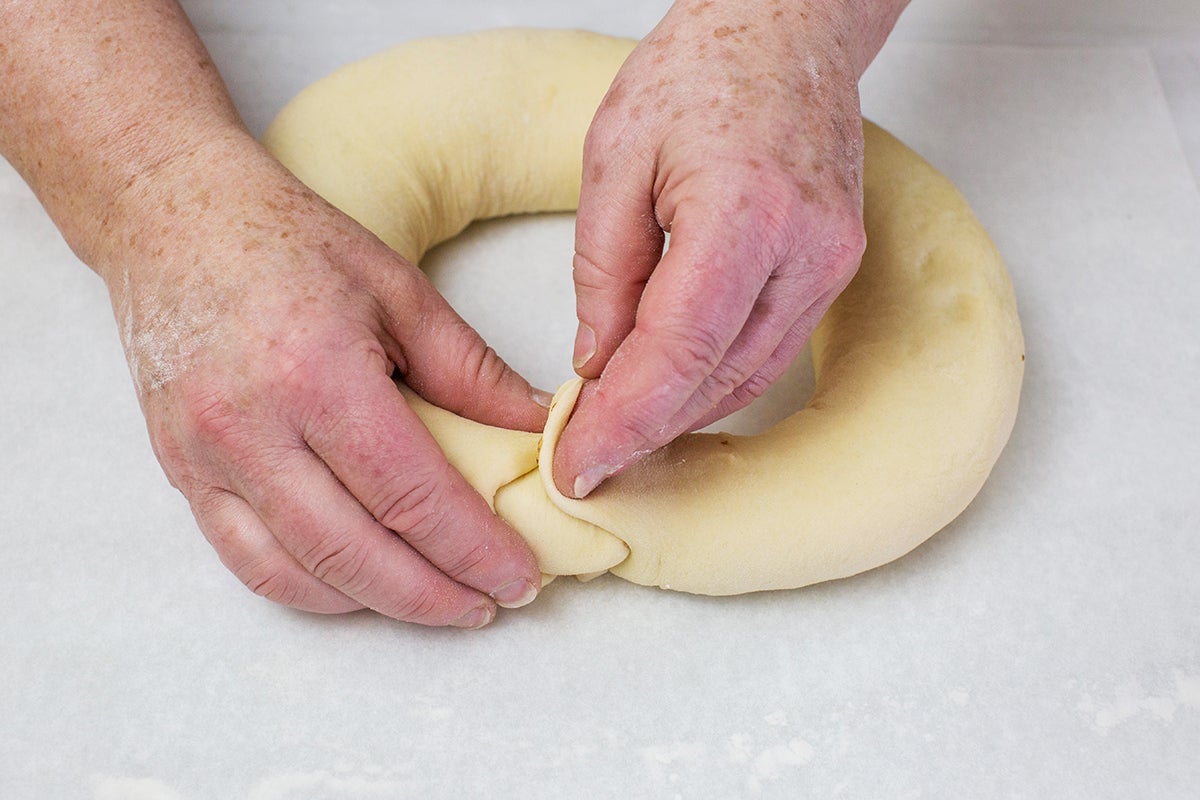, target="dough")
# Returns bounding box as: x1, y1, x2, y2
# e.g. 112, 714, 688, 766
263, 29, 1025, 595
